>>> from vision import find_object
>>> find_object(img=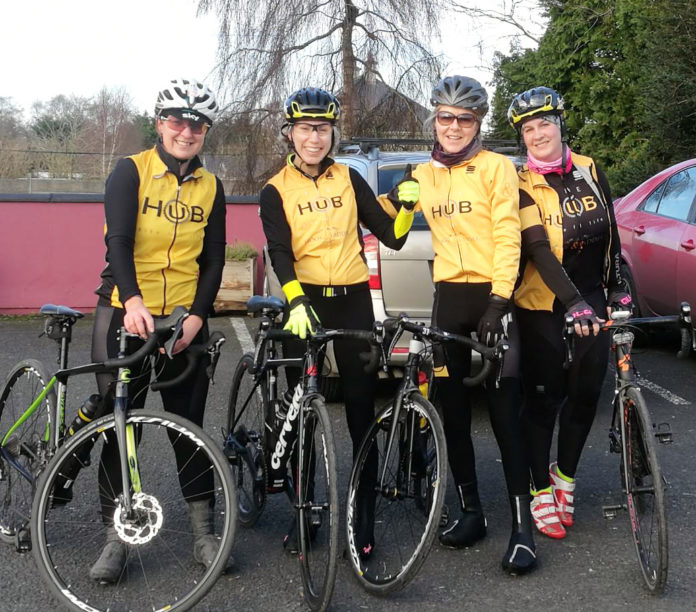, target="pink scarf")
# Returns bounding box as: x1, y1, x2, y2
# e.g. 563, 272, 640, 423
526, 145, 573, 175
